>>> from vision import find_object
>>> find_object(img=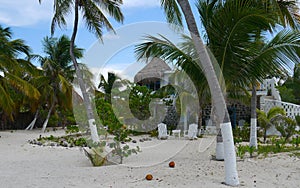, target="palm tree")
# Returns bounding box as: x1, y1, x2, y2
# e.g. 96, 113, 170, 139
39, 0, 124, 142
257, 106, 286, 143
249, 0, 300, 148
151, 0, 239, 185
137, 1, 300, 184
98, 72, 119, 103
0, 25, 40, 122
26, 35, 83, 132
197, 0, 300, 149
